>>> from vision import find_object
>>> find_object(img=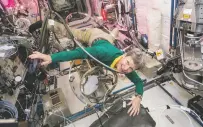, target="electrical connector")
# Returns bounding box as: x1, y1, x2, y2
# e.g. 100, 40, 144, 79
24, 109, 30, 114
48, 111, 53, 115
180, 106, 191, 112
48, 19, 55, 26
